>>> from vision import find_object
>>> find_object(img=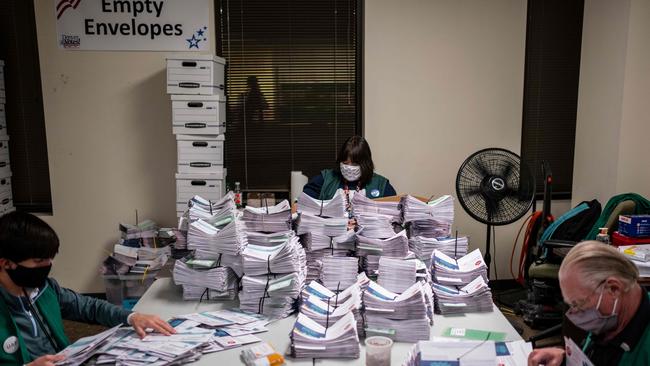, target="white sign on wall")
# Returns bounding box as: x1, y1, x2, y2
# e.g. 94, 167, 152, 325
55, 0, 210, 51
